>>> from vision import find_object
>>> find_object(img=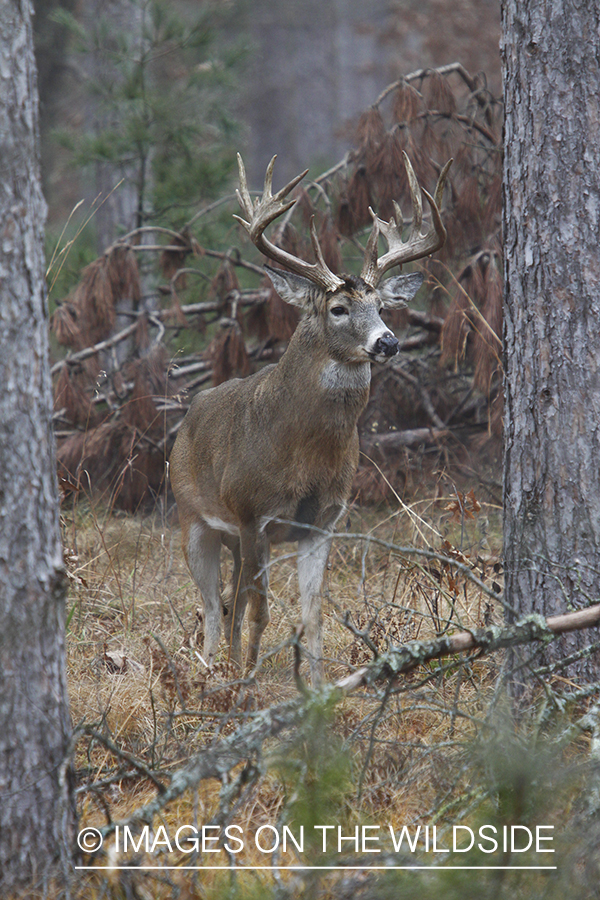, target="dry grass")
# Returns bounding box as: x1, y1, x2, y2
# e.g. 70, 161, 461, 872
58, 486, 519, 897
56, 489, 600, 900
